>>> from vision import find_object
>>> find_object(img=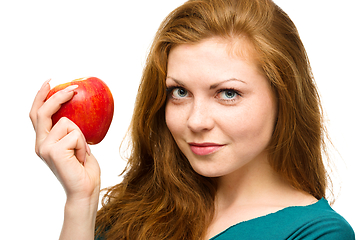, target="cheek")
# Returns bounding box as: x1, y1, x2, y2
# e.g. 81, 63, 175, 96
165, 104, 183, 137
224, 99, 277, 147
